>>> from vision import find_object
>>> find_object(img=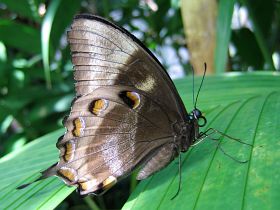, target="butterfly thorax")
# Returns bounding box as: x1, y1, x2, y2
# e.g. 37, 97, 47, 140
173, 108, 206, 152
172, 119, 198, 153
